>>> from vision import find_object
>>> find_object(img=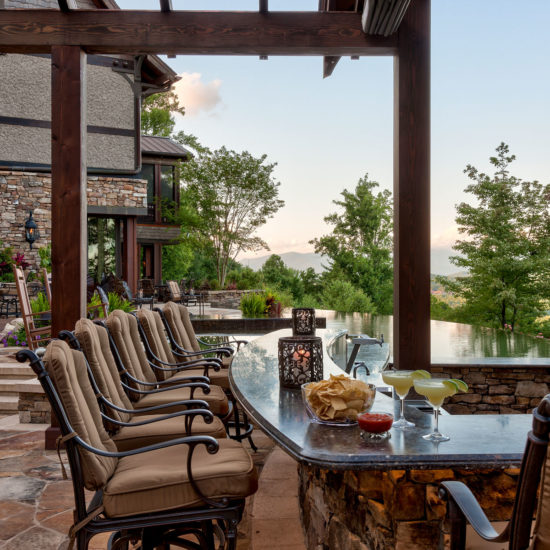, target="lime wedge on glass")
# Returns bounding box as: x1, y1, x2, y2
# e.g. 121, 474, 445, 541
442, 380, 460, 395
411, 369, 432, 380
450, 379, 468, 393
